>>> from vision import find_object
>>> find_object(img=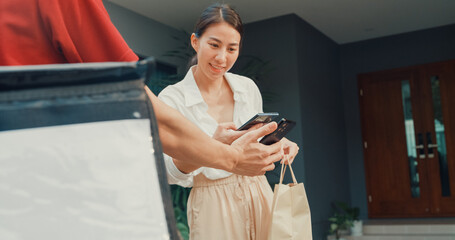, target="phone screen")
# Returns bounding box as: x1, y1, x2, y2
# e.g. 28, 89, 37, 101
237, 112, 279, 131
